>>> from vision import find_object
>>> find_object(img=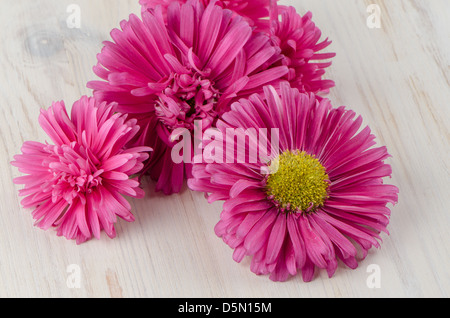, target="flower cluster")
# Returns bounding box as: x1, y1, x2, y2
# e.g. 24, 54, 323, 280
12, 0, 397, 282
